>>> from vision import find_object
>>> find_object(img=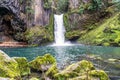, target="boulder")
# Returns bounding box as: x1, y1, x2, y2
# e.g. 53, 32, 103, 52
29, 54, 56, 71
54, 60, 95, 79
29, 77, 39, 80
0, 50, 20, 78
13, 57, 30, 76
89, 70, 109, 80
45, 63, 59, 78
54, 60, 109, 80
